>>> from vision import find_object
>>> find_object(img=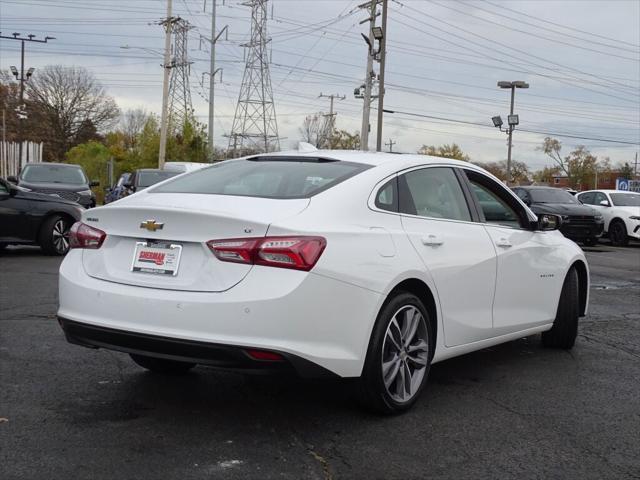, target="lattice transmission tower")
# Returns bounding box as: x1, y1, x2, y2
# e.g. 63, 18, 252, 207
228, 0, 280, 156
168, 17, 194, 129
